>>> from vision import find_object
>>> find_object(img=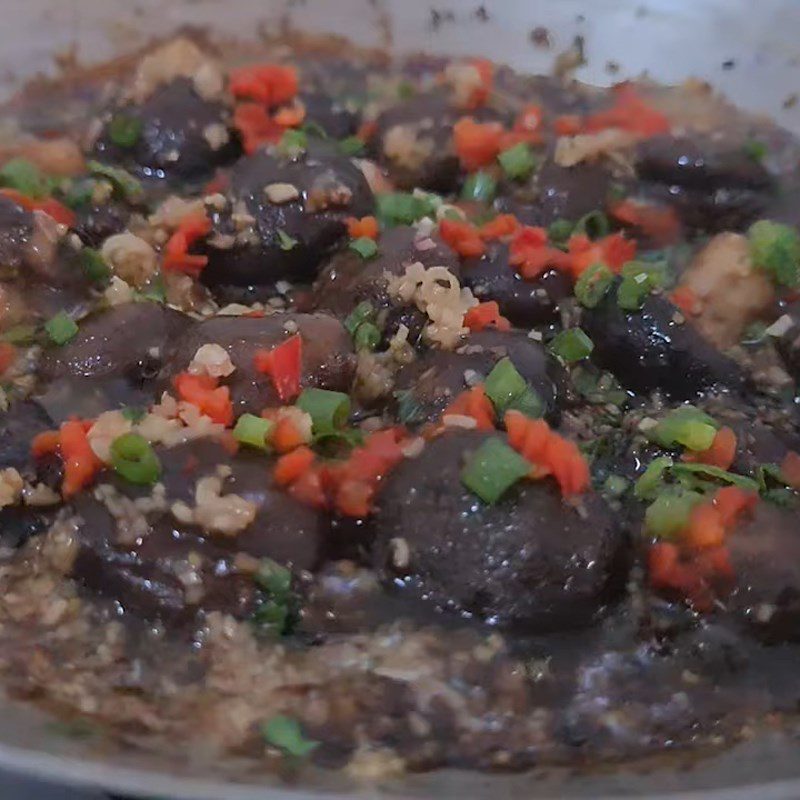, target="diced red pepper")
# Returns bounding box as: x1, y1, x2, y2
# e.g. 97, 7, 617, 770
0, 188, 76, 227
682, 426, 737, 471
439, 218, 486, 258
444, 386, 496, 431
508, 225, 572, 280
163, 212, 212, 276
452, 117, 504, 171
712, 486, 758, 528
31, 429, 61, 458
229, 63, 299, 106
346, 215, 379, 240
273, 99, 306, 128
610, 199, 681, 245
781, 450, 800, 490
274, 446, 316, 486
478, 213, 520, 241
60, 419, 102, 498
584, 84, 670, 138
463, 58, 494, 109
173, 372, 234, 426
233, 102, 285, 154
670, 285, 700, 316
253, 334, 303, 403
463, 301, 511, 332
554, 114, 582, 136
